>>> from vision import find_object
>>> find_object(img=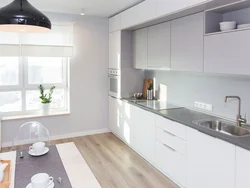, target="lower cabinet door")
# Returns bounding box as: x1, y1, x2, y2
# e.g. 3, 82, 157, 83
155, 140, 186, 187
186, 128, 235, 188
